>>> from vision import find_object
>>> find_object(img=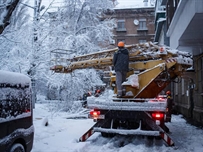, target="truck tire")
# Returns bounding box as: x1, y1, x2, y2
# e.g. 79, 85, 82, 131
10, 143, 25, 152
